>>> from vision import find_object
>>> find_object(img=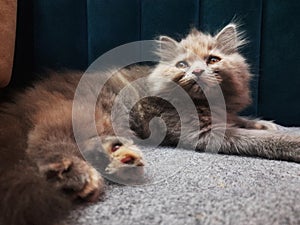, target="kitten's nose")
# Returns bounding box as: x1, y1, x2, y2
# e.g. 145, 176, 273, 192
192, 68, 204, 76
